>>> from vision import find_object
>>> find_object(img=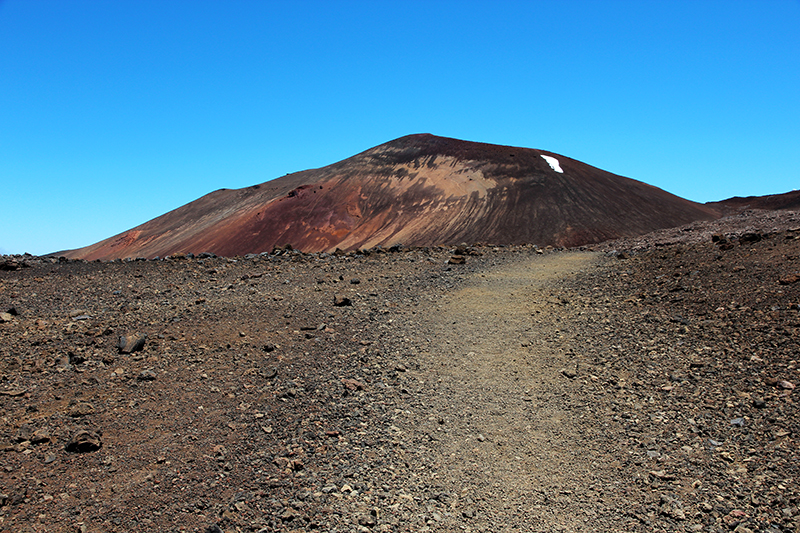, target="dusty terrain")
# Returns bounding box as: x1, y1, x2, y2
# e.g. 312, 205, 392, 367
1, 209, 799, 533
